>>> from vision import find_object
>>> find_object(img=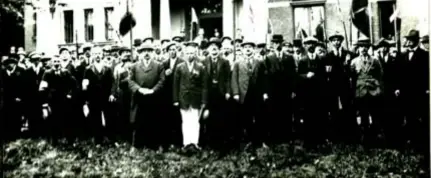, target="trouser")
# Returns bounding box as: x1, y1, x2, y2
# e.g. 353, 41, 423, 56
355, 94, 383, 147
403, 94, 430, 153
180, 107, 200, 146
1, 101, 22, 142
